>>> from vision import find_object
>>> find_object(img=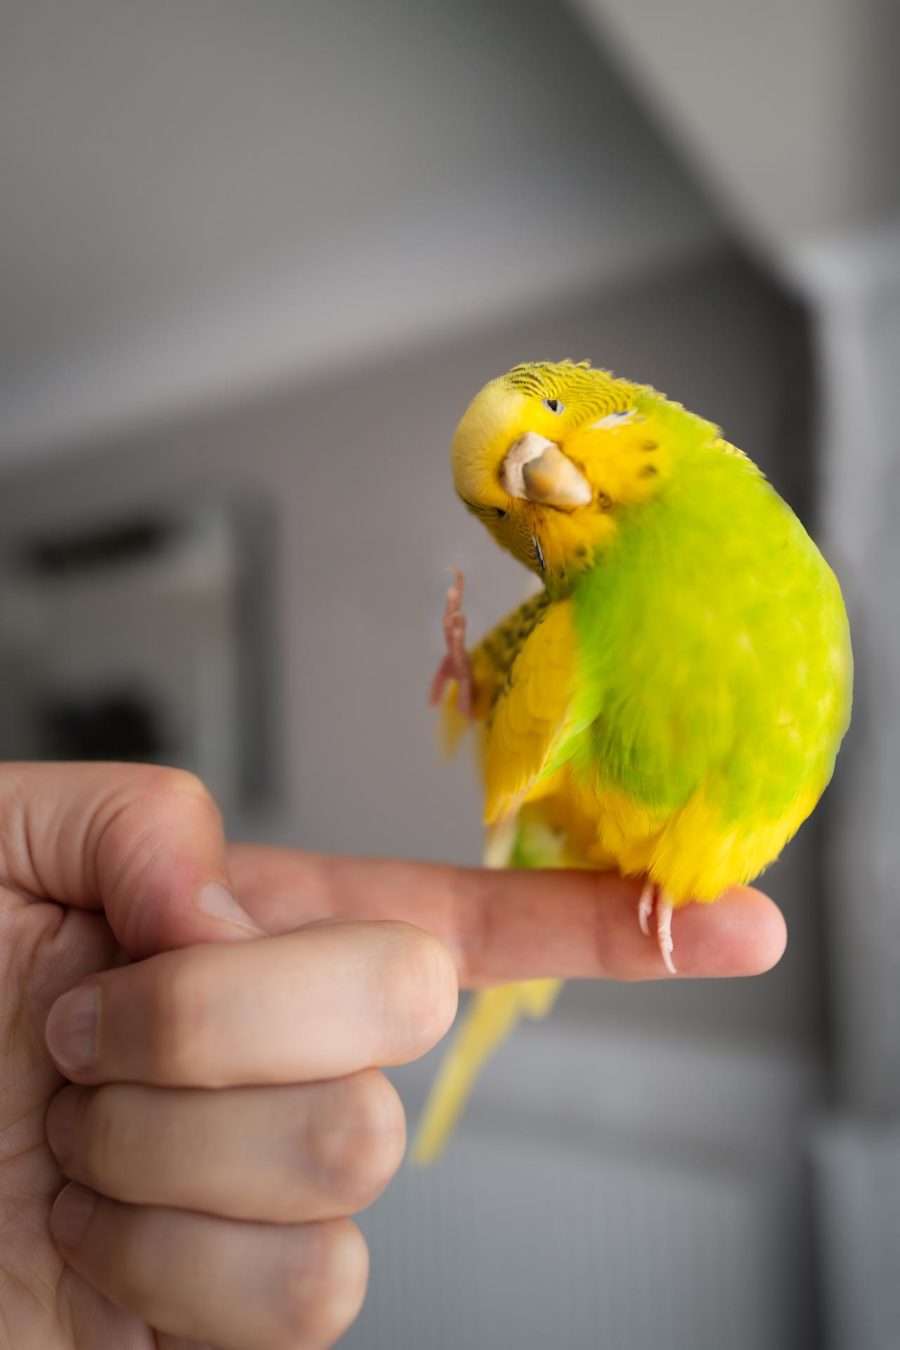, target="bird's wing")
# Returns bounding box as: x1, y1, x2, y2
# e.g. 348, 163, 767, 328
482, 598, 583, 824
